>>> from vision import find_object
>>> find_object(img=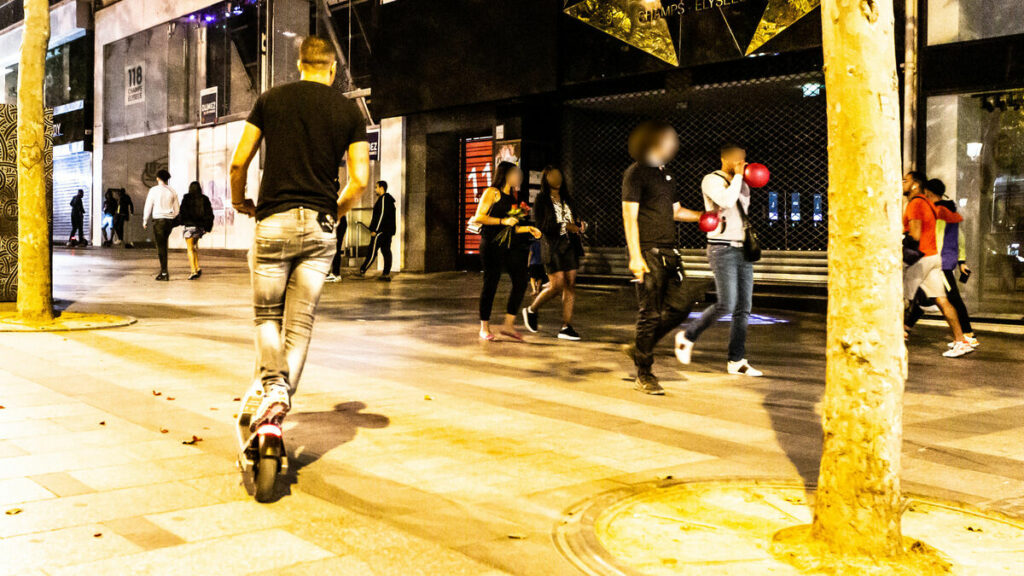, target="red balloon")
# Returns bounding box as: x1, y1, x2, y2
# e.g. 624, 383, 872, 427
744, 163, 771, 188
699, 211, 720, 233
